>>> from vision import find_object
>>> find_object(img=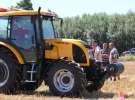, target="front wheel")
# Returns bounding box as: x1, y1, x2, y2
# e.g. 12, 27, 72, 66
45, 60, 86, 96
